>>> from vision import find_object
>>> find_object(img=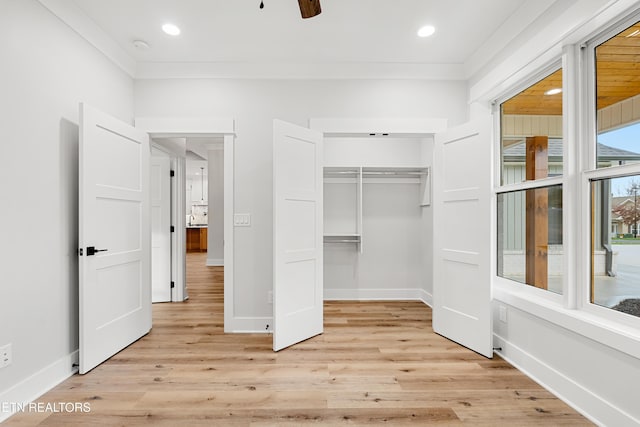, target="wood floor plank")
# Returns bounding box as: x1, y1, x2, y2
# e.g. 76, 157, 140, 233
3, 253, 591, 426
